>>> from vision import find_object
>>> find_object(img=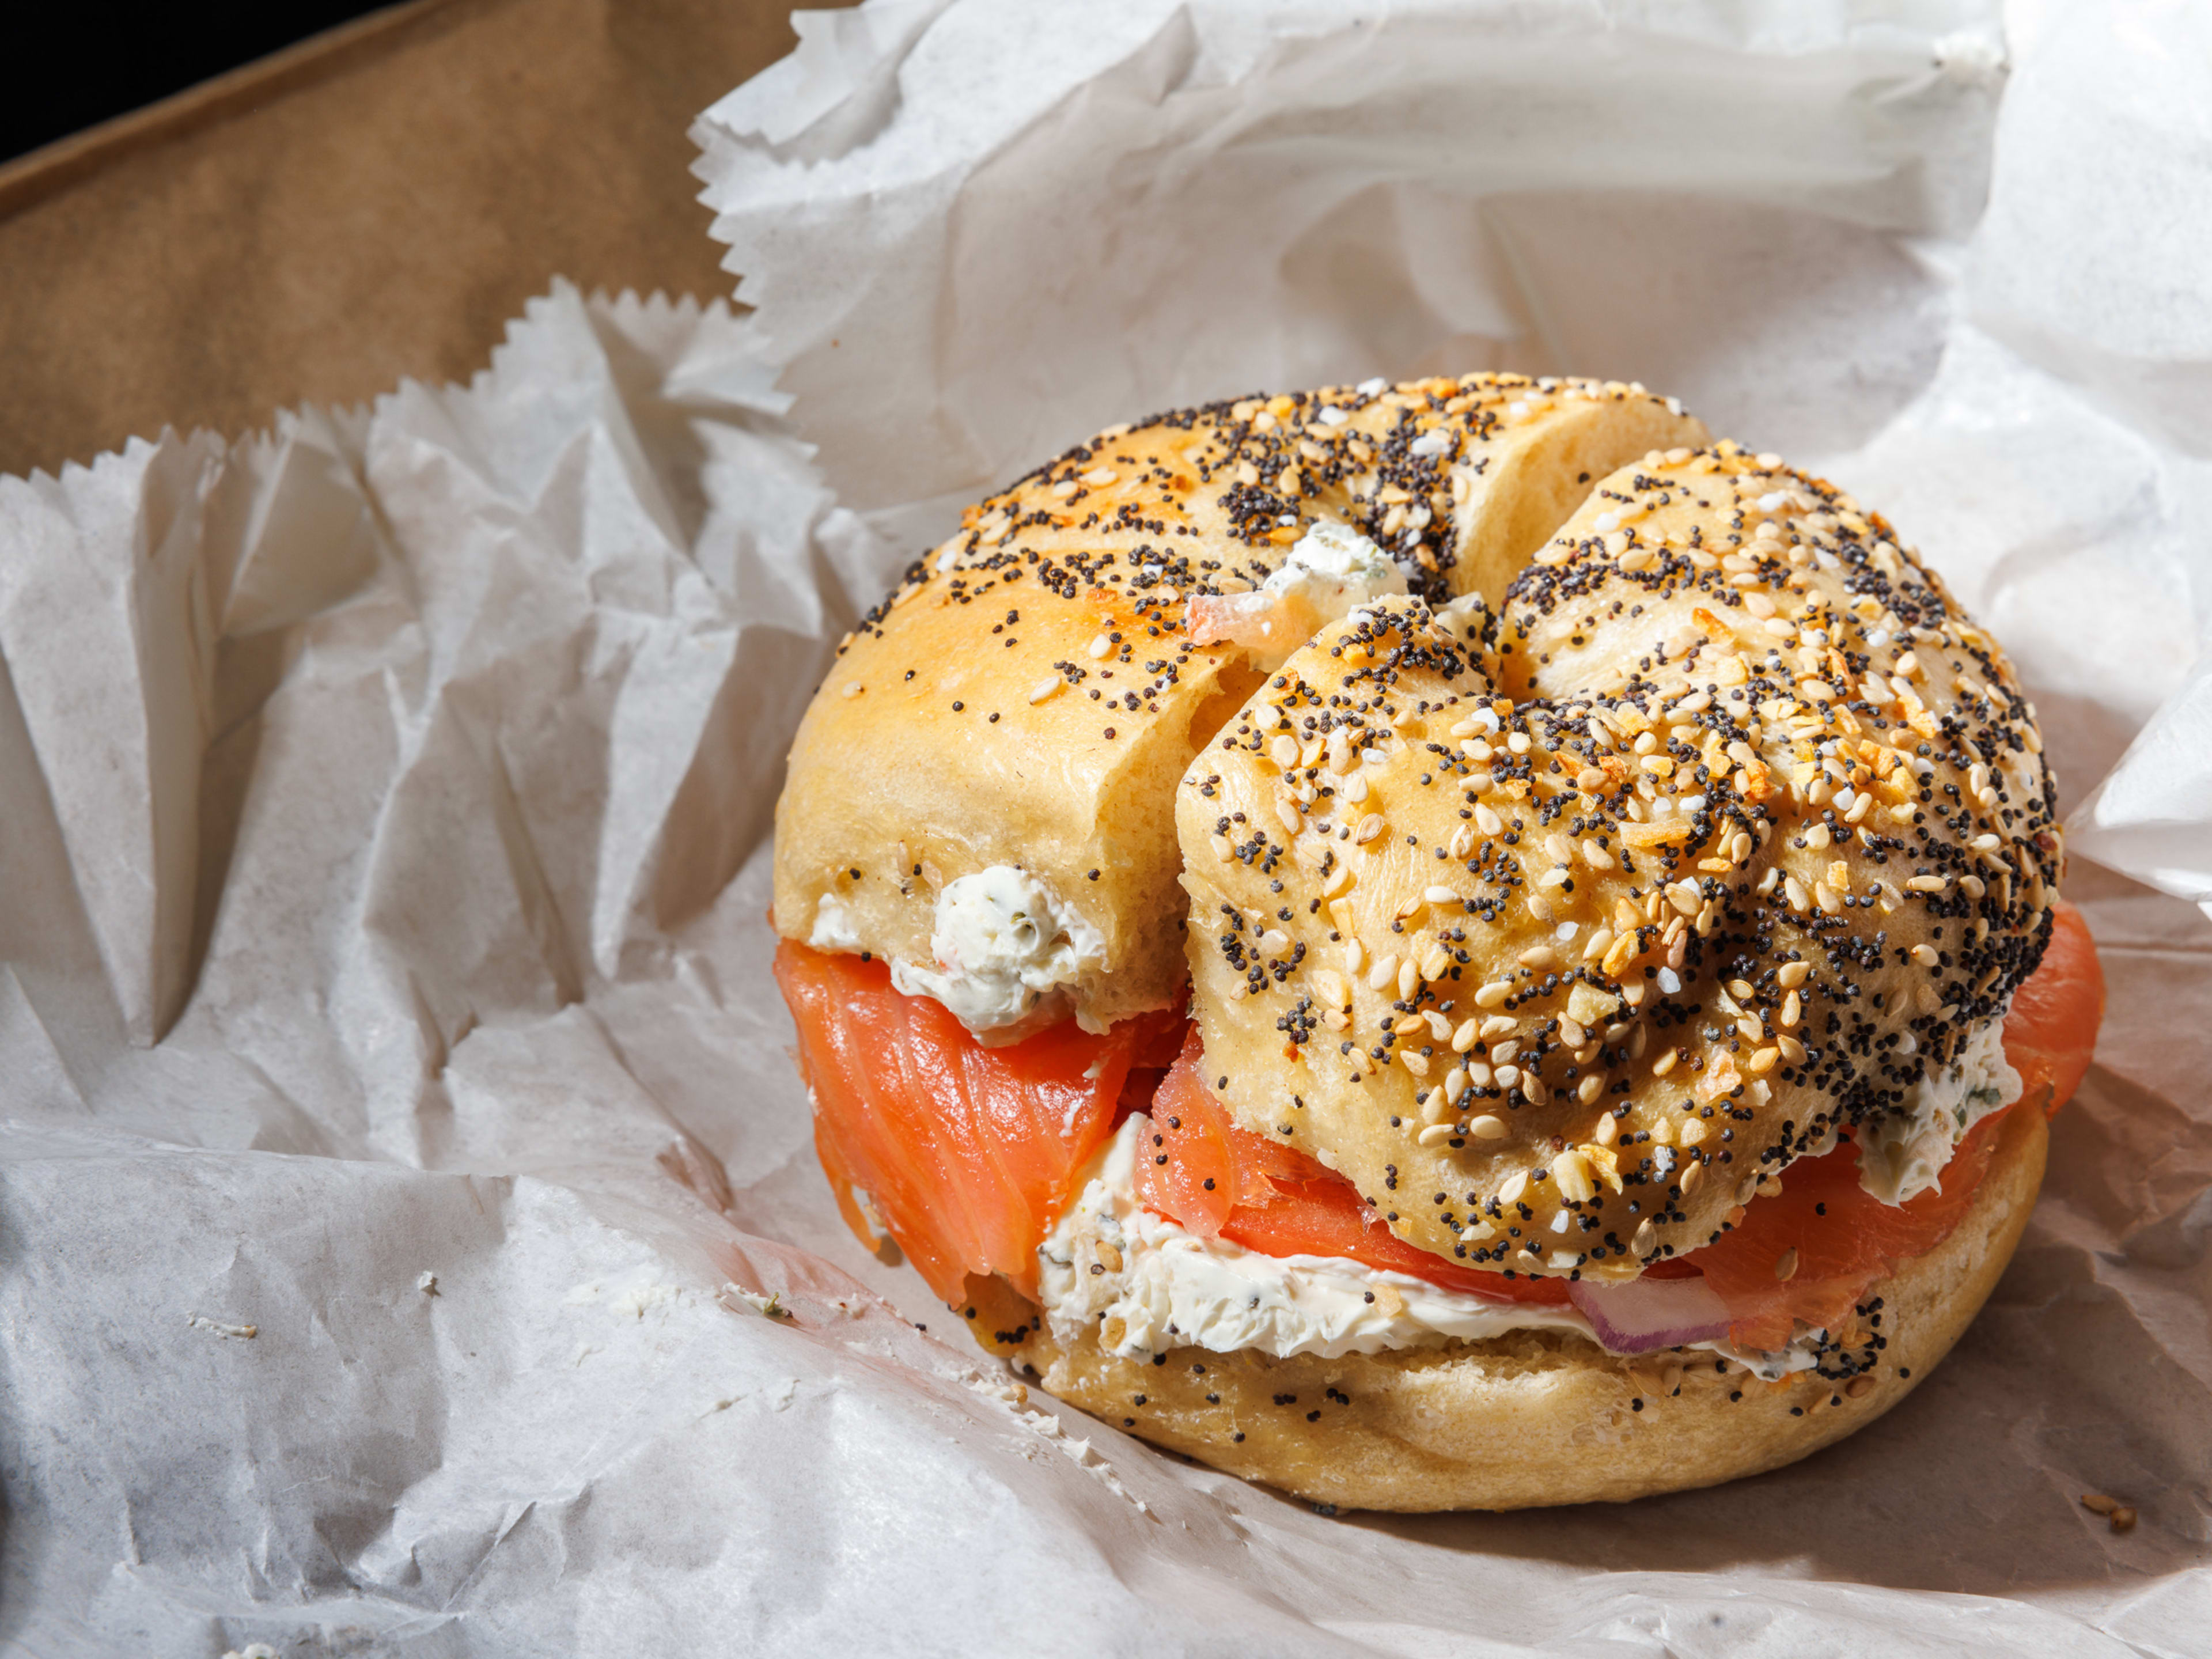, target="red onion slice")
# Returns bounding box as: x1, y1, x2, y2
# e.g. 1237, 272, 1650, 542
1567, 1274, 1733, 1354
